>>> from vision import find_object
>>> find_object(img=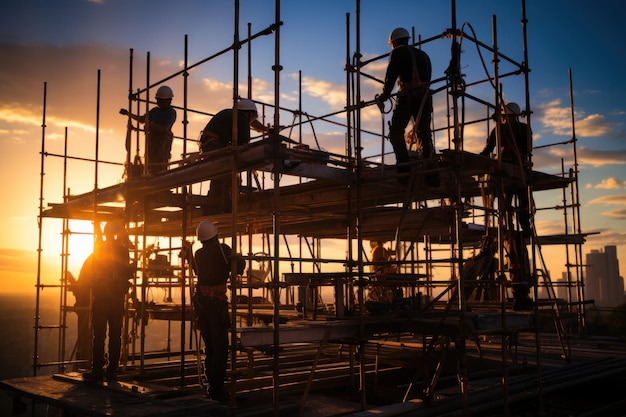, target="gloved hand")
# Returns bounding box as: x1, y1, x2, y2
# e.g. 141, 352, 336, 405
375, 93, 389, 112
119, 108, 129, 116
